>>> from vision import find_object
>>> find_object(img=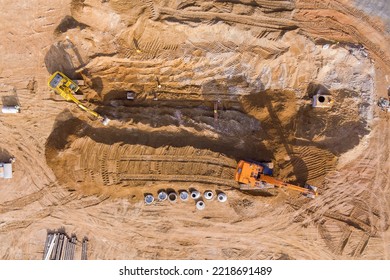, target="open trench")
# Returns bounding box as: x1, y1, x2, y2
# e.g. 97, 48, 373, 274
45, 83, 369, 199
